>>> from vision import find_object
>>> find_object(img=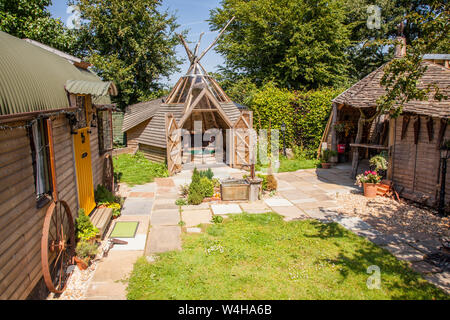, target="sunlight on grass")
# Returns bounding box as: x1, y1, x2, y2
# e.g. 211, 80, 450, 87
257, 157, 319, 173
113, 152, 168, 186
127, 213, 448, 300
